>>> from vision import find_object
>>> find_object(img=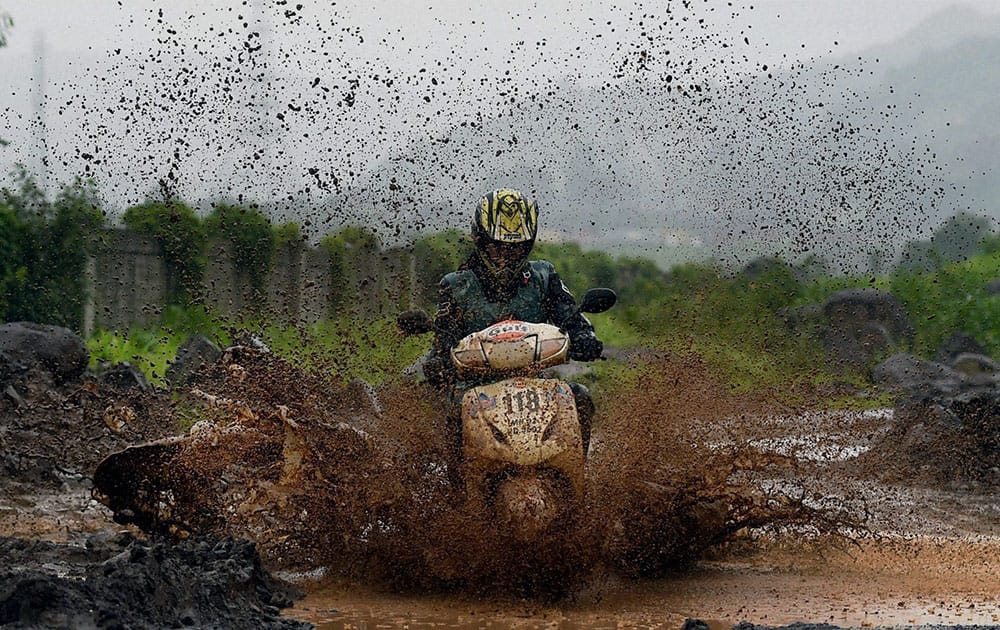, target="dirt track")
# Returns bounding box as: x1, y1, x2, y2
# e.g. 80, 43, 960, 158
1, 350, 998, 629
287, 398, 1000, 628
